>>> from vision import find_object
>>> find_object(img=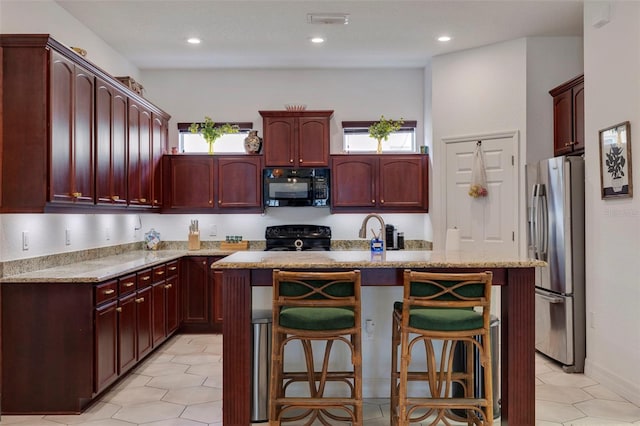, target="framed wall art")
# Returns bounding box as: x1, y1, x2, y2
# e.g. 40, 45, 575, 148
599, 121, 632, 199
